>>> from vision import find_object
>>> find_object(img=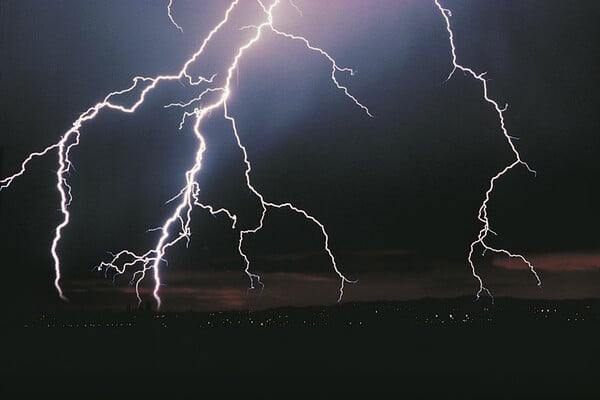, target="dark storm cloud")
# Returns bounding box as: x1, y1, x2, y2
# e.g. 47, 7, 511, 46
494, 252, 600, 272
60, 263, 600, 313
